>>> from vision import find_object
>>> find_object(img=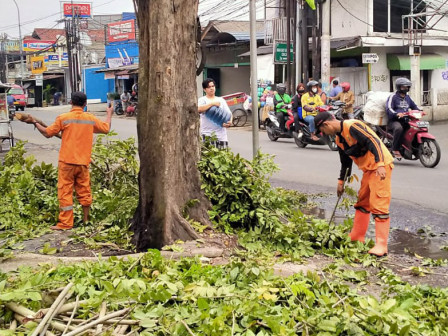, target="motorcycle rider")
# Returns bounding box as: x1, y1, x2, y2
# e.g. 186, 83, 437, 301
386, 78, 421, 159
301, 80, 324, 141
329, 82, 355, 119
291, 83, 306, 134
314, 111, 394, 257
274, 83, 292, 133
